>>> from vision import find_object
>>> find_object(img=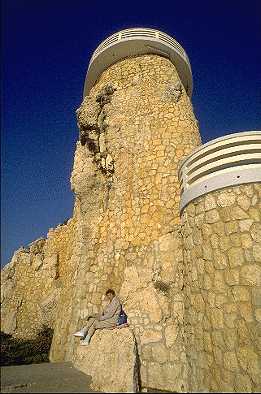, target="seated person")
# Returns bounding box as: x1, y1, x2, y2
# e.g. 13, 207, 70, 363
73, 289, 122, 346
